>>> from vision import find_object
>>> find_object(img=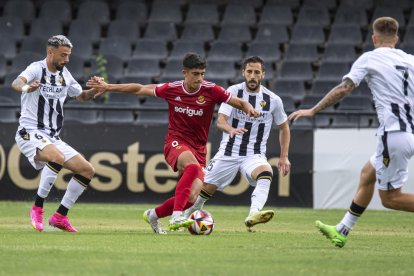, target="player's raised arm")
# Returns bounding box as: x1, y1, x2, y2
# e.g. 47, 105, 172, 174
288, 78, 356, 122
227, 96, 260, 118
86, 76, 156, 98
